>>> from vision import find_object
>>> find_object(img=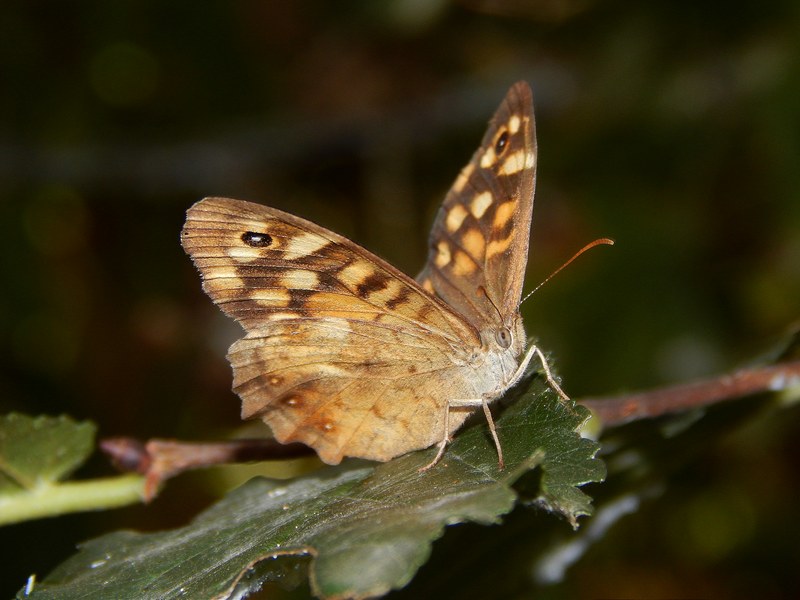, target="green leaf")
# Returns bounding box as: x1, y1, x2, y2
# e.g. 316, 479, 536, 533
25, 379, 604, 600
0, 413, 96, 491
0, 414, 143, 525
